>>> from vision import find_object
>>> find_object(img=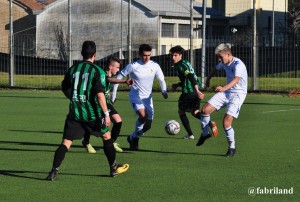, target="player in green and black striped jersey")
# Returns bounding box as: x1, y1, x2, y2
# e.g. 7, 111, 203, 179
169, 45, 205, 140
46, 41, 129, 181
82, 56, 133, 153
